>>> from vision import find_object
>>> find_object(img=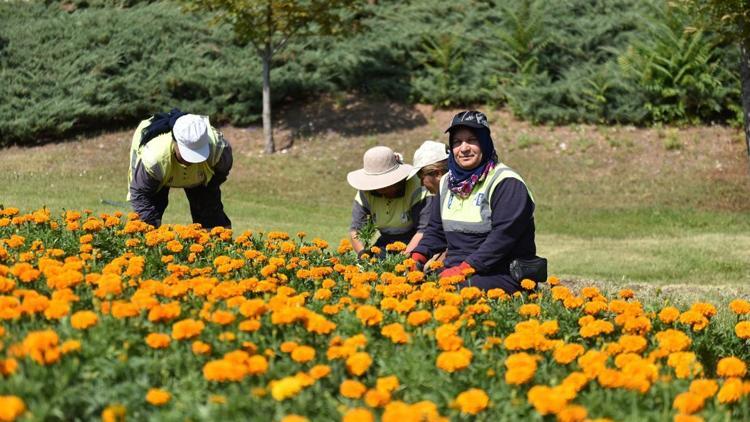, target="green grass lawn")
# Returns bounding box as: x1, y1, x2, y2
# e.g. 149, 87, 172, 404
1, 106, 749, 290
